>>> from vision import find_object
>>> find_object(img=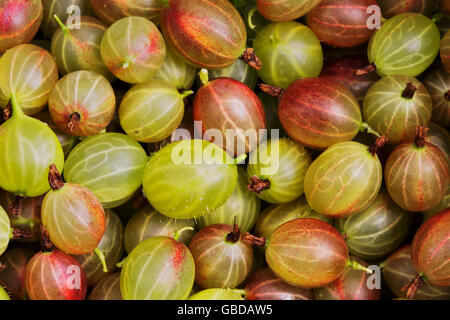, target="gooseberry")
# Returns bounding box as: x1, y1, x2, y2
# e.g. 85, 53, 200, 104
89, 272, 122, 300
423, 68, 450, 127
255, 0, 321, 22
0, 248, 34, 300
